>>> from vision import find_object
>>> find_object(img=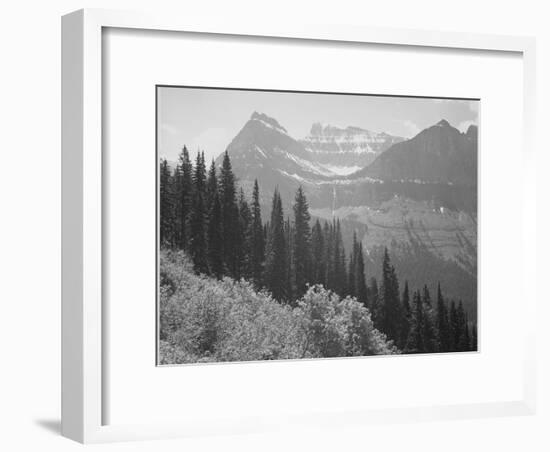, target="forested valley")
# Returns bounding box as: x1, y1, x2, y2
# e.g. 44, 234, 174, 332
159, 147, 477, 364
